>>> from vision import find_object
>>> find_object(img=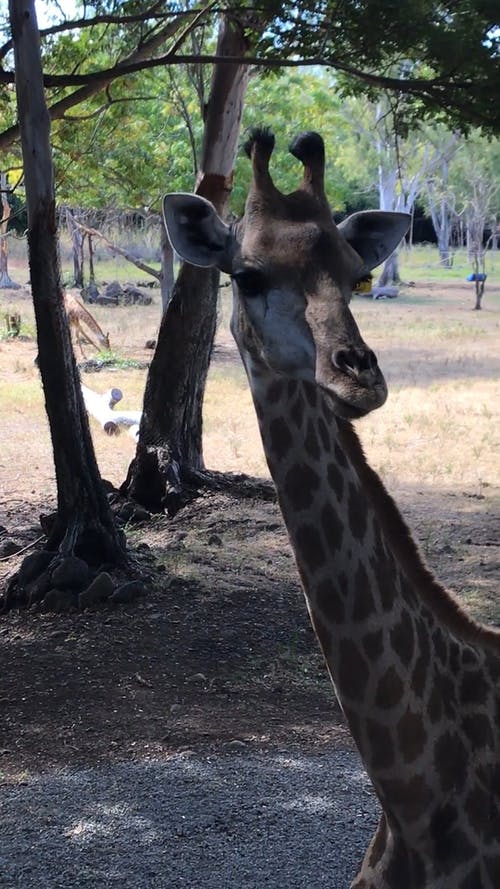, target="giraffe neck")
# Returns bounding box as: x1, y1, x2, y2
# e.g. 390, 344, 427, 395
248, 367, 500, 865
